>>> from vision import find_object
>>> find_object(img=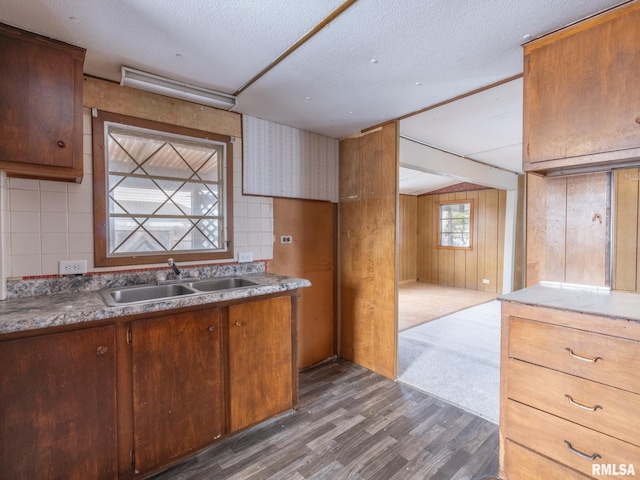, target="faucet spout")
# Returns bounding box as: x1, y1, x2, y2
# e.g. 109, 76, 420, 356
168, 258, 182, 279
